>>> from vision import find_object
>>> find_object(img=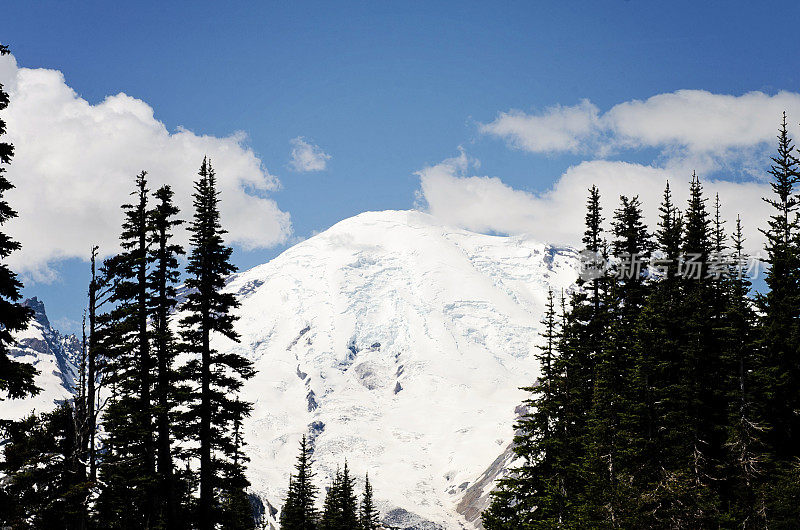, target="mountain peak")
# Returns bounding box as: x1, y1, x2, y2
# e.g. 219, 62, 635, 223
4, 296, 80, 421
23, 296, 50, 329
223, 209, 580, 528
